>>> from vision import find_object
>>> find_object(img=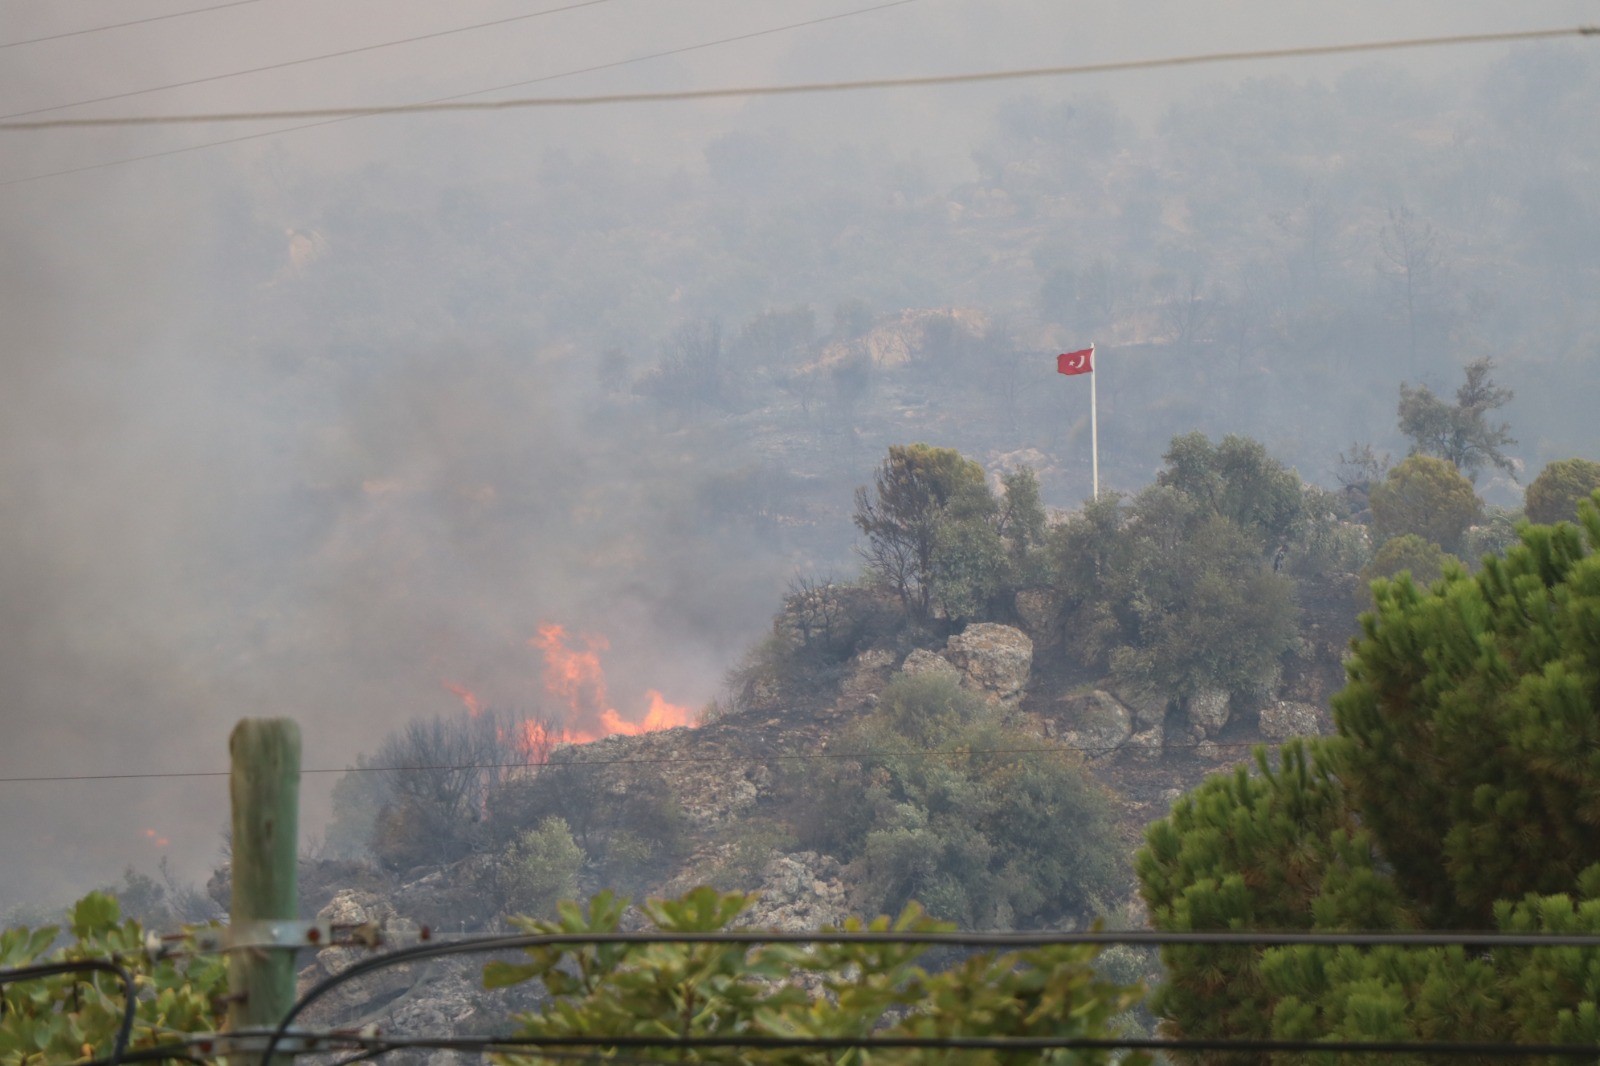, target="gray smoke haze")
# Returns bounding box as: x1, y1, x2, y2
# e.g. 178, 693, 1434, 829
1, 0, 1596, 908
